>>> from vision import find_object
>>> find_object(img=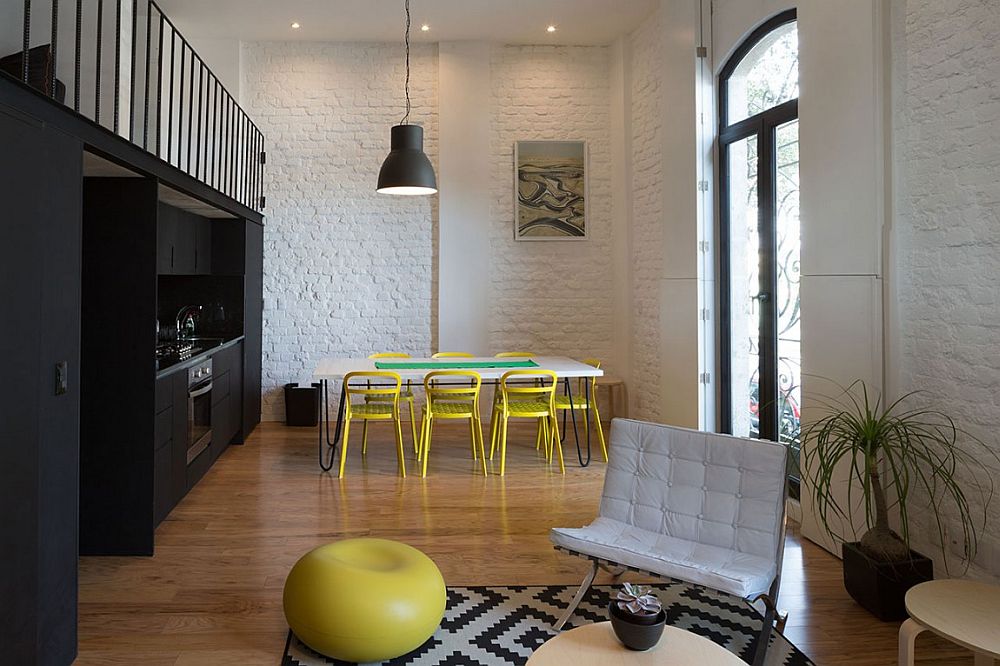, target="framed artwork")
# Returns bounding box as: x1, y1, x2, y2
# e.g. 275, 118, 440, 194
513, 140, 588, 240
